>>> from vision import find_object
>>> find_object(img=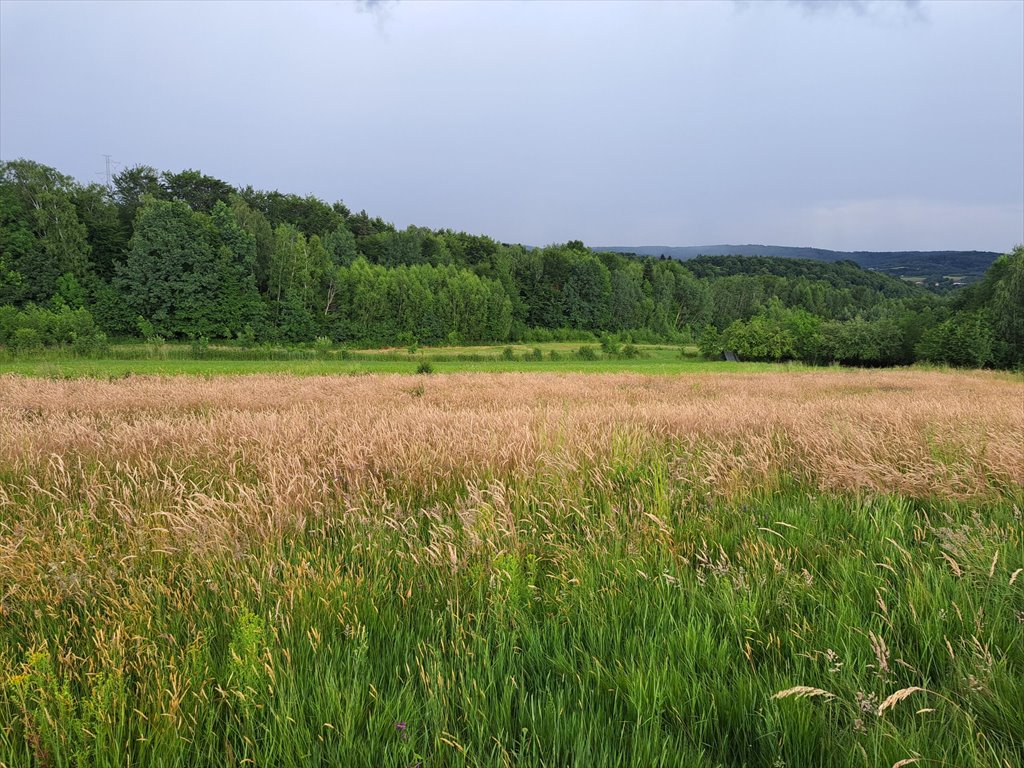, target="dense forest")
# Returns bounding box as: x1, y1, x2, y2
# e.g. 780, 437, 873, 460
1, 159, 1021, 368
595, 244, 1003, 290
